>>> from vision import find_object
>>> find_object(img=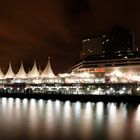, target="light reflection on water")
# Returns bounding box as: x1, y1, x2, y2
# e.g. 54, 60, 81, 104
0, 98, 140, 140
